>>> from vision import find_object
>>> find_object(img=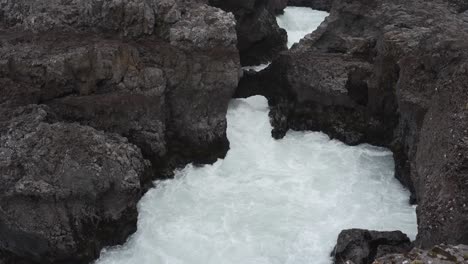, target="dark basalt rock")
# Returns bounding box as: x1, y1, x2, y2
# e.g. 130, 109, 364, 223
241, 0, 468, 249
0, 0, 241, 263
0, 0, 240, 169
287, 0, 332, 12
210, 0, 288, 65
0, 105, 152, 264
332, 229, 412, 264
375, 244, 468, 264
447, 0, 468, 12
